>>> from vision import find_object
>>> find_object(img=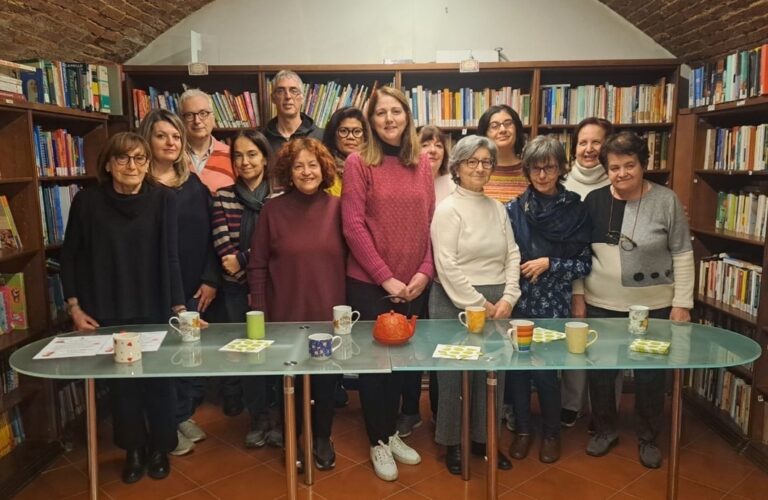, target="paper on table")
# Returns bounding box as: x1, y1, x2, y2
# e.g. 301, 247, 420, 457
34, 336, 112, 359
533, 327, 566, 343
219, 339, 274, 353
432, 344, 482, 360
97, 331, 167, 355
